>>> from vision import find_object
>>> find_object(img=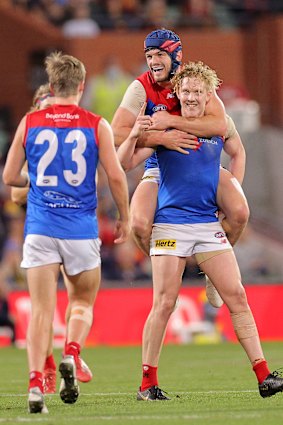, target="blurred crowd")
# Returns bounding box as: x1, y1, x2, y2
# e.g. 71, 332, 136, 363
0, 43, 283, 293
10, 0, 283, 34
1, 0, 283, 293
